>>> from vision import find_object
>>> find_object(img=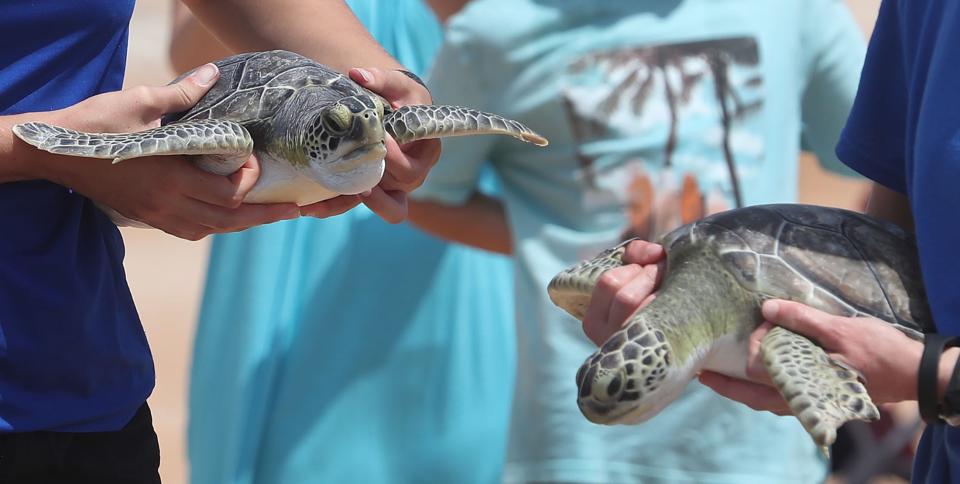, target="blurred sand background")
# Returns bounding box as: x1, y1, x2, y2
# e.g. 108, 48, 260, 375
123, 1, 882, 482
